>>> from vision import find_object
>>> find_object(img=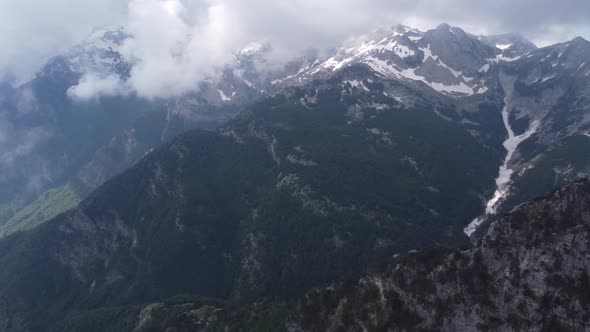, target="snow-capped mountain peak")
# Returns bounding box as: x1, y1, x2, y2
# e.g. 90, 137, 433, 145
392, 24, 423, 39
271, 23, 492, 96
239, 41, 269, 57
63, 26, 131, 77
85, 25, 129, 48
479, 33, 537, 61
511, 35, 590, 84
